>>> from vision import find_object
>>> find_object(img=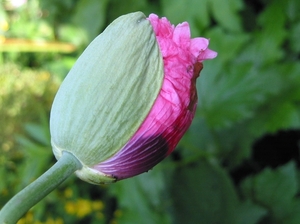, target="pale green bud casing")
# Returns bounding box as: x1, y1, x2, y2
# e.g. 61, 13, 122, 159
50, 12, 163, 184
